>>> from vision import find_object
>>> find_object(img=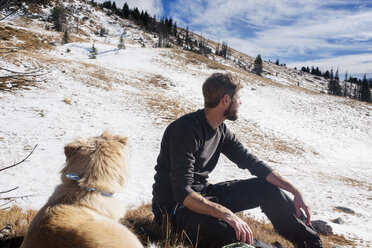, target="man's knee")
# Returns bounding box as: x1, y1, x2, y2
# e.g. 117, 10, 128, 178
174, 208, 236, 247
